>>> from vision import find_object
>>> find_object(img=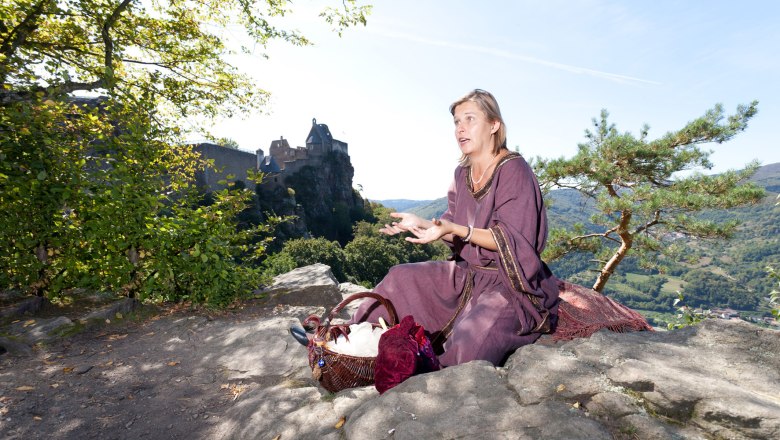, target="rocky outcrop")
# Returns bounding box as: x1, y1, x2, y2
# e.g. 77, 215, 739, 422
283, 152, 367, 244
2, 264, 777, 439
220, 264, 780, 440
